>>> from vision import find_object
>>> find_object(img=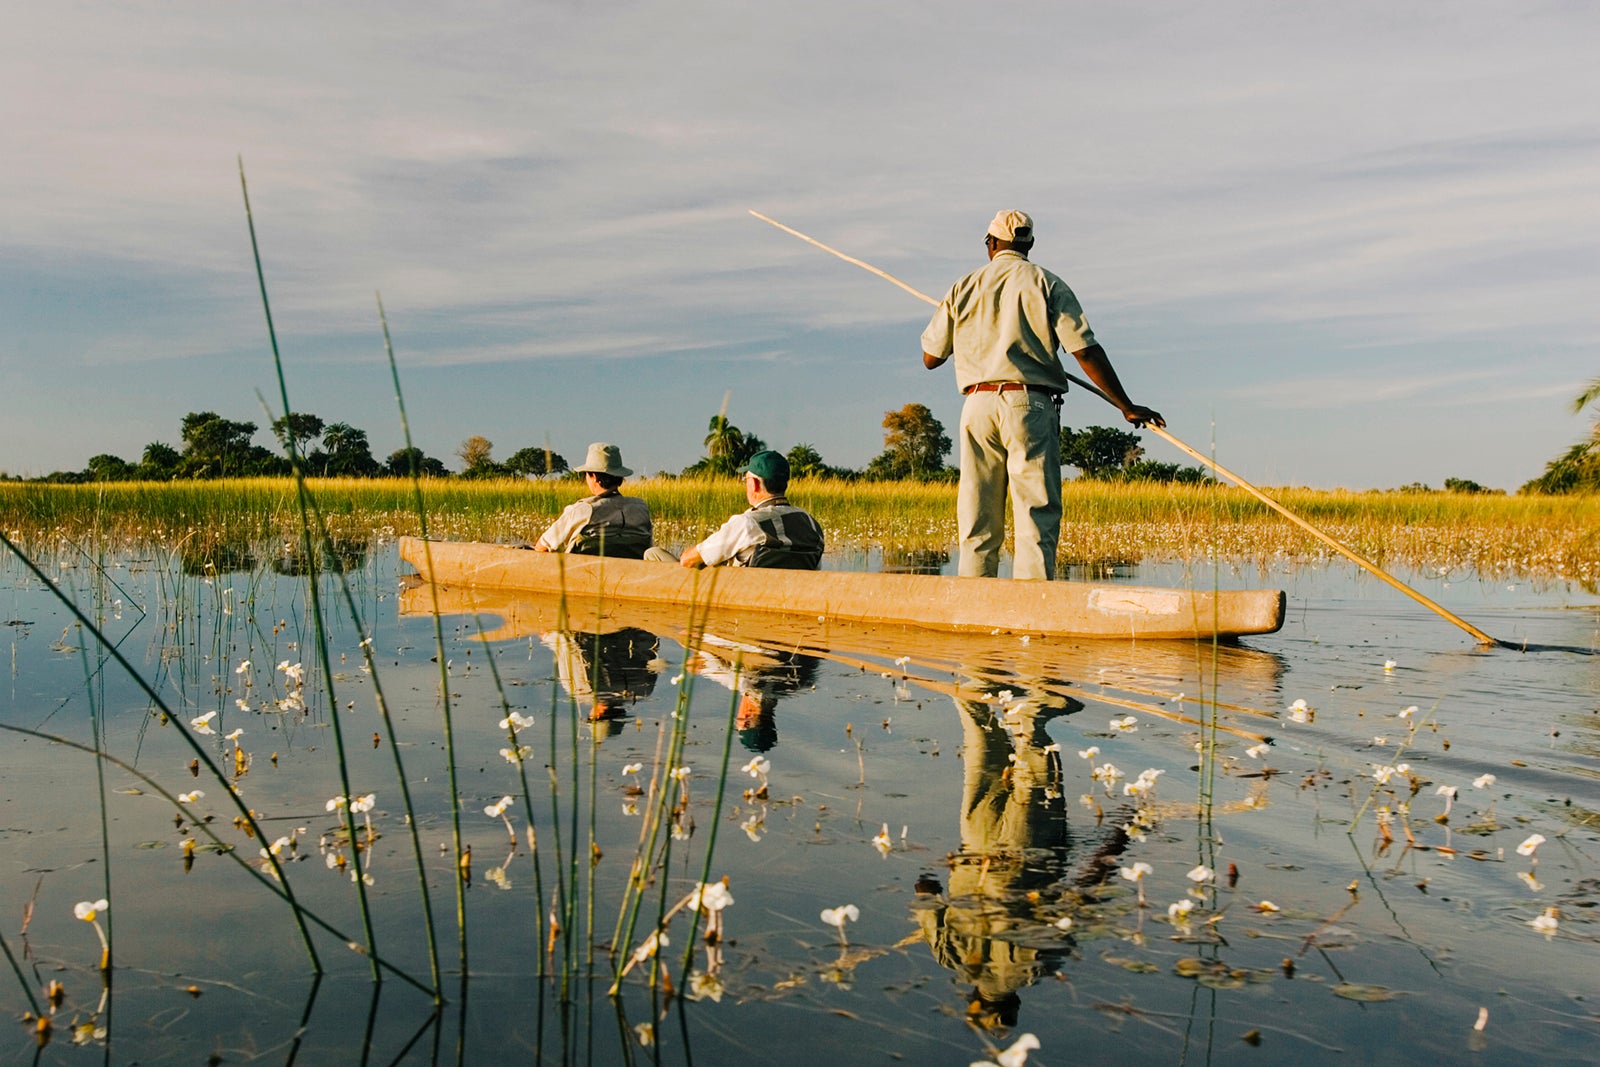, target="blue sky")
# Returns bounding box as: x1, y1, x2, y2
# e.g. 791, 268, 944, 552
3, 1, 1596, 489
